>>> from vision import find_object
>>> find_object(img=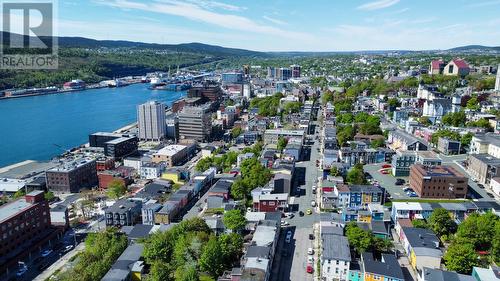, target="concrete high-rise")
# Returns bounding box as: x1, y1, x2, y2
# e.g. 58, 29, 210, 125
137, 101, 166, 141
290, 64, 301, 78
495, 64, 500, 92
178, 106, 212, 142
